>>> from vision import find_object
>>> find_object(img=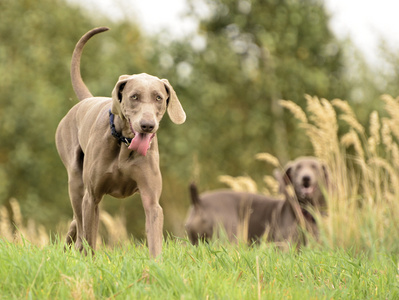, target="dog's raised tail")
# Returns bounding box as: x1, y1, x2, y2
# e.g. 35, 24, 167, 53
190, 182, 200, 206
71, 27, 109, 101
